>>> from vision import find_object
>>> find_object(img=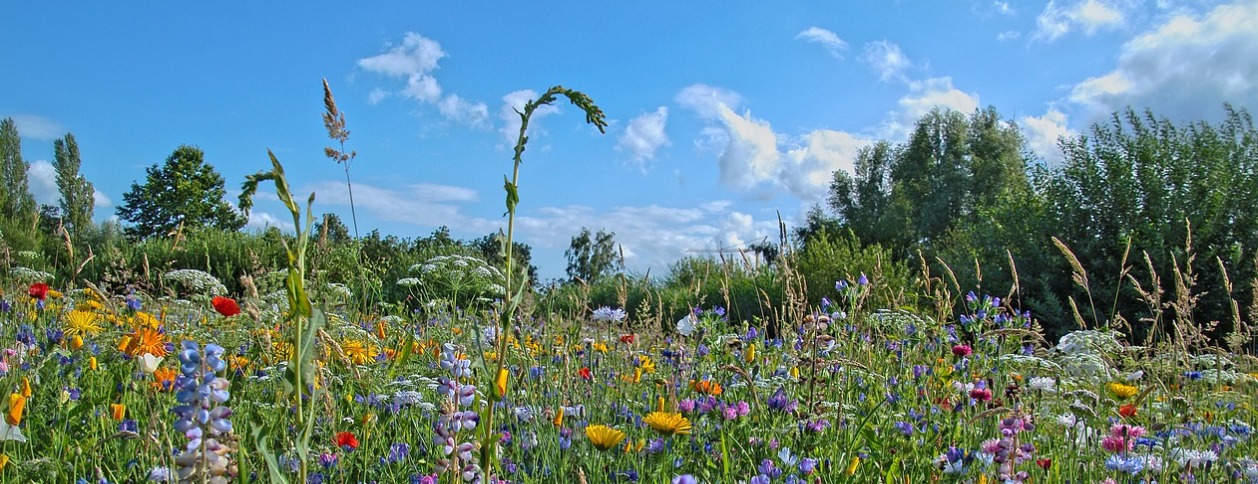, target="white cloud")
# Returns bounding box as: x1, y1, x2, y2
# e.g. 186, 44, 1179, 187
1068, 0, 1258, 120
796, 27, 849, 59
306, 180, 489, 230
781, 129, 871, 200
93, 190, 111, 208
358, 32, 488, 126
880, 77, 981, 140
675, 84, 744, 120
997, 30, 1022, 41
861, 41, 912, 83
1019, 107, 1077, 165
498, 89, 561, 146
9, 115, 63, 140
617, 107, 671, 168
246, 211, 295, 231
27, 160, 58, 206
716, 105, 780, 190
1034, 0, 1129, 41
